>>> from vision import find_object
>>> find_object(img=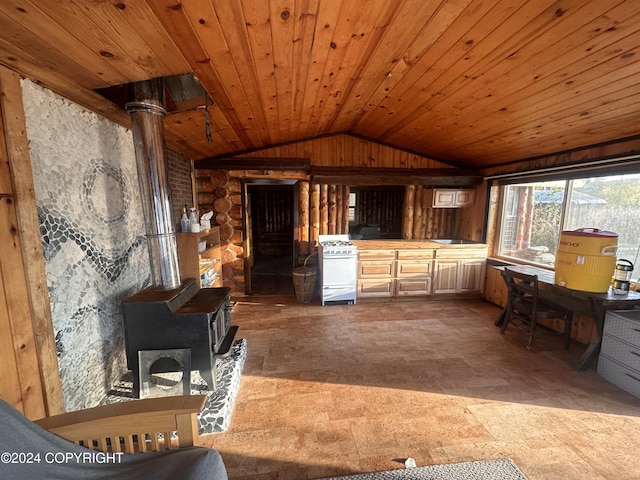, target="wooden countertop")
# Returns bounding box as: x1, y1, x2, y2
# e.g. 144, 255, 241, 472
351, 239, 487, 250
